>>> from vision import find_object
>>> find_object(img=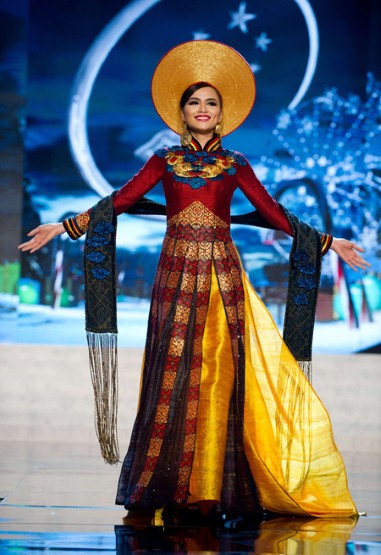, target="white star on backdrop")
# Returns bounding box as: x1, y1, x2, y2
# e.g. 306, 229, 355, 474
228, 2, 256, 34
249, 62, 261, 73
255, 31, 272, 51
193, 30, 211, 40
